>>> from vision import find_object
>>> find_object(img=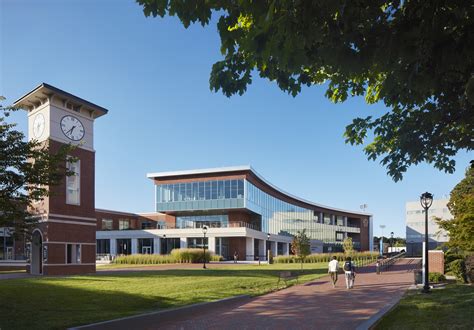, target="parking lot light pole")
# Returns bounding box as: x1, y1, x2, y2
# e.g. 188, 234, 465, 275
420, 192, 433, 293
202, 226, 208, 269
